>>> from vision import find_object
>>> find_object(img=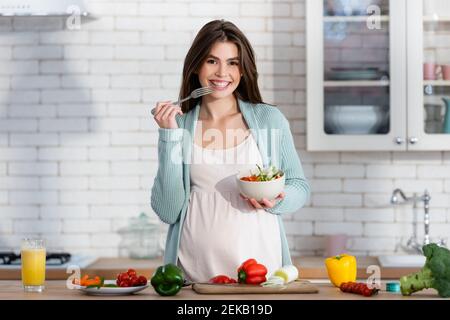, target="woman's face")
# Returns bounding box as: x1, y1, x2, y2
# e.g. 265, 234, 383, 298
197, 41, 241, 100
